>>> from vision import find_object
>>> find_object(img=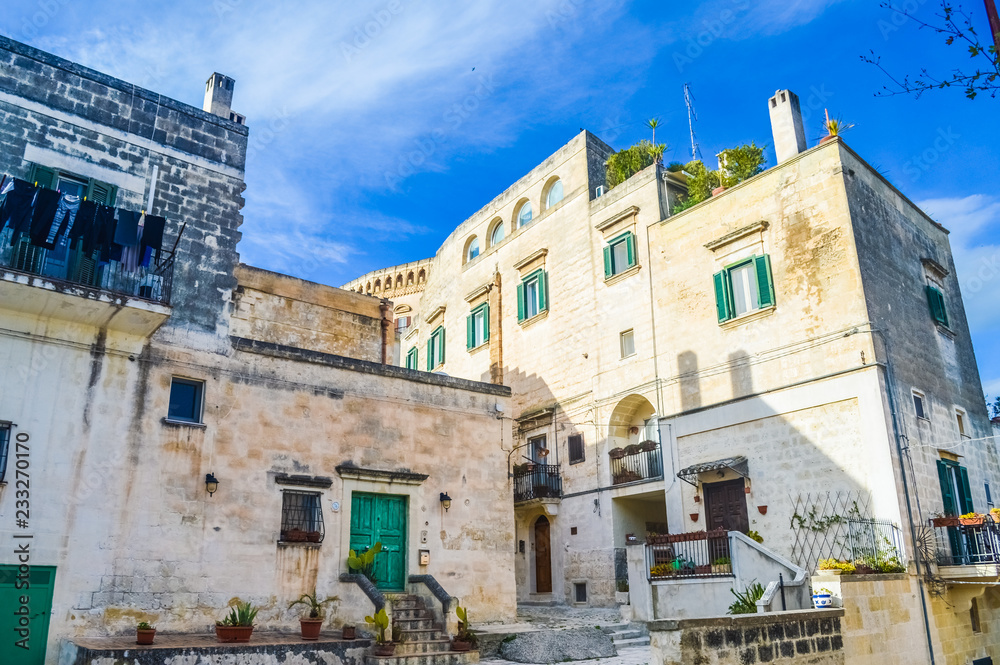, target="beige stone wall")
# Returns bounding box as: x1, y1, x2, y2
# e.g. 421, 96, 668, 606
232, 264, 385, 362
